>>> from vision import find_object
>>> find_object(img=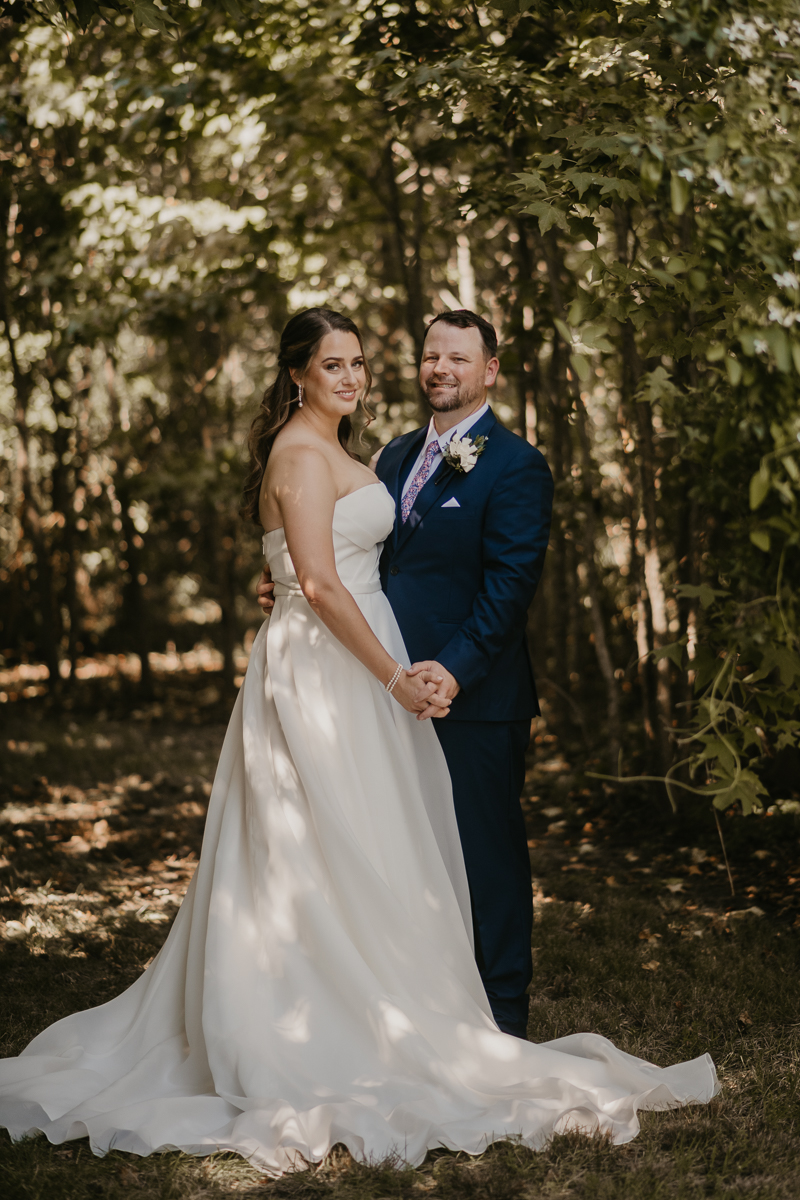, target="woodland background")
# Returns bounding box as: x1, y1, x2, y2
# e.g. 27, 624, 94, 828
2, 5, 800, 1196
2, 0, 800, 813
